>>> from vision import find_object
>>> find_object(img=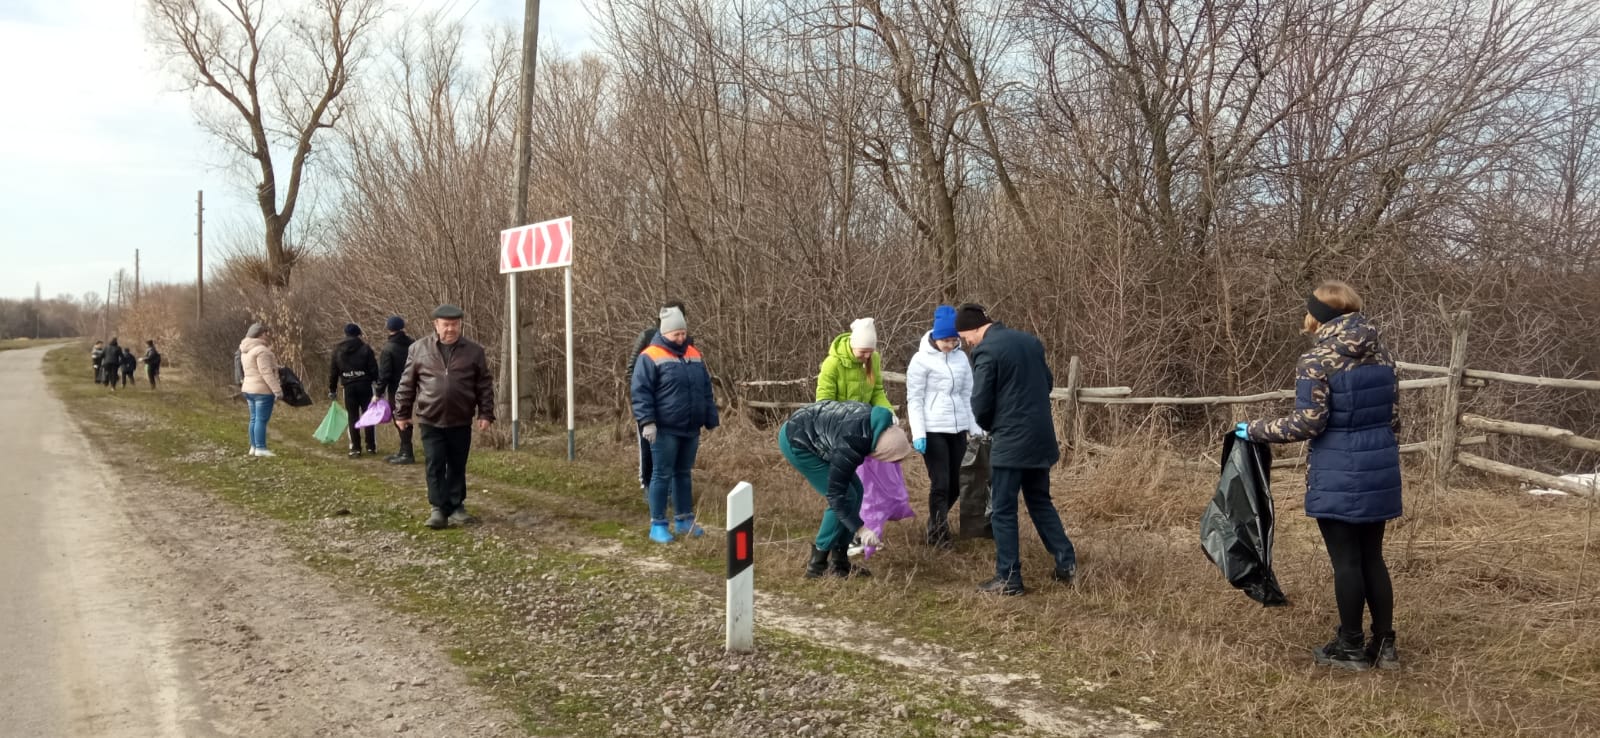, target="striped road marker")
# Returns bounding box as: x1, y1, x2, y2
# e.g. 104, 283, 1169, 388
725, 482, 754, 653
